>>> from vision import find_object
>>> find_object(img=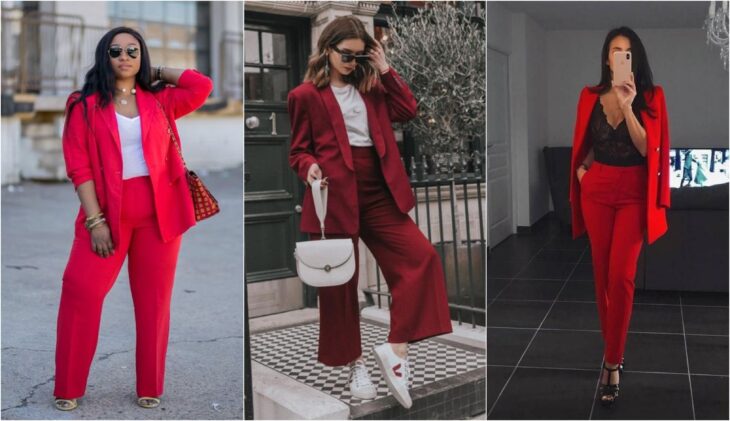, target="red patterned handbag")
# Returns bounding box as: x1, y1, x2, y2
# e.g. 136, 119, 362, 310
157, 100, 220, 221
